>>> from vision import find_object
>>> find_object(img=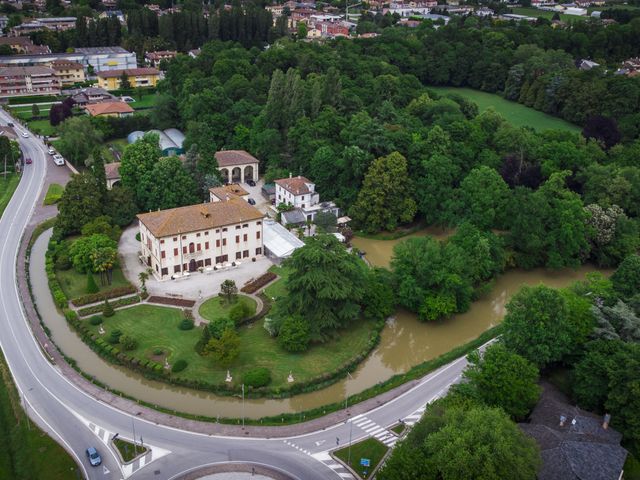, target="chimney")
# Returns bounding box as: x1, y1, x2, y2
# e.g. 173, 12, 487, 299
603, 413, 611, 429
559, 415, 566, 427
